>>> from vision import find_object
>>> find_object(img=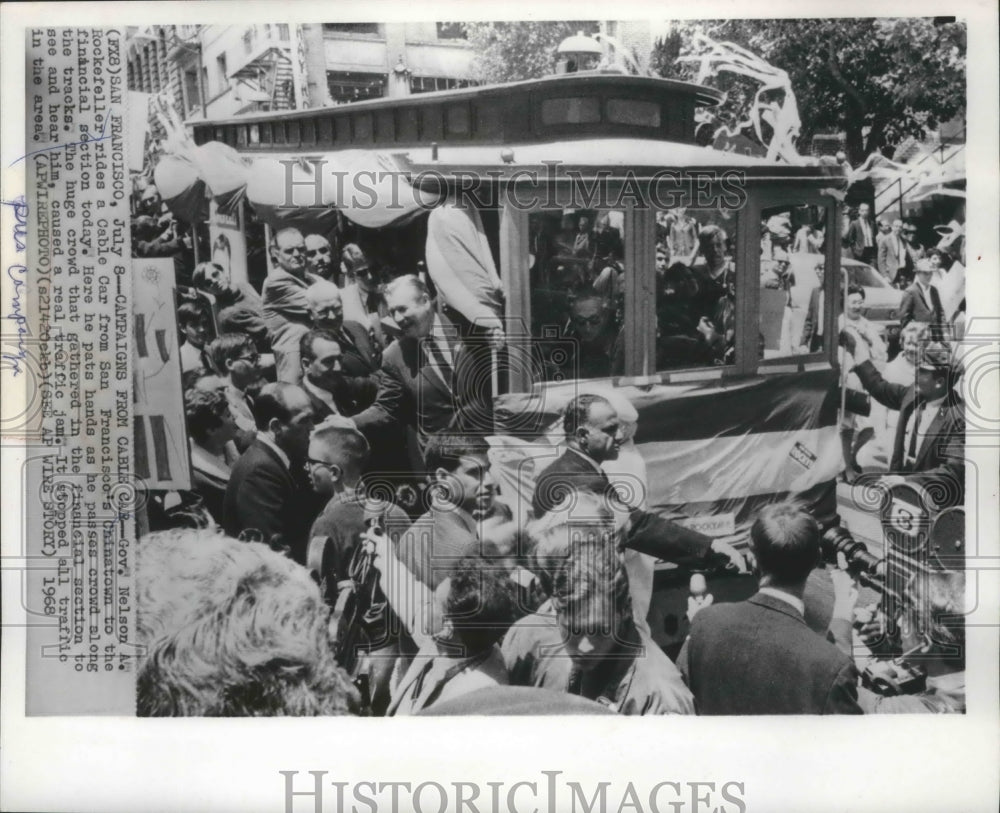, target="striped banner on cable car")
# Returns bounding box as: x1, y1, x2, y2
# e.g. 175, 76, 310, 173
489, 368, 842, 536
